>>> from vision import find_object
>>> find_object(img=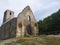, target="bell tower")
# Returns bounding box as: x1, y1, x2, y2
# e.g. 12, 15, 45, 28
3, 10, 14, 23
